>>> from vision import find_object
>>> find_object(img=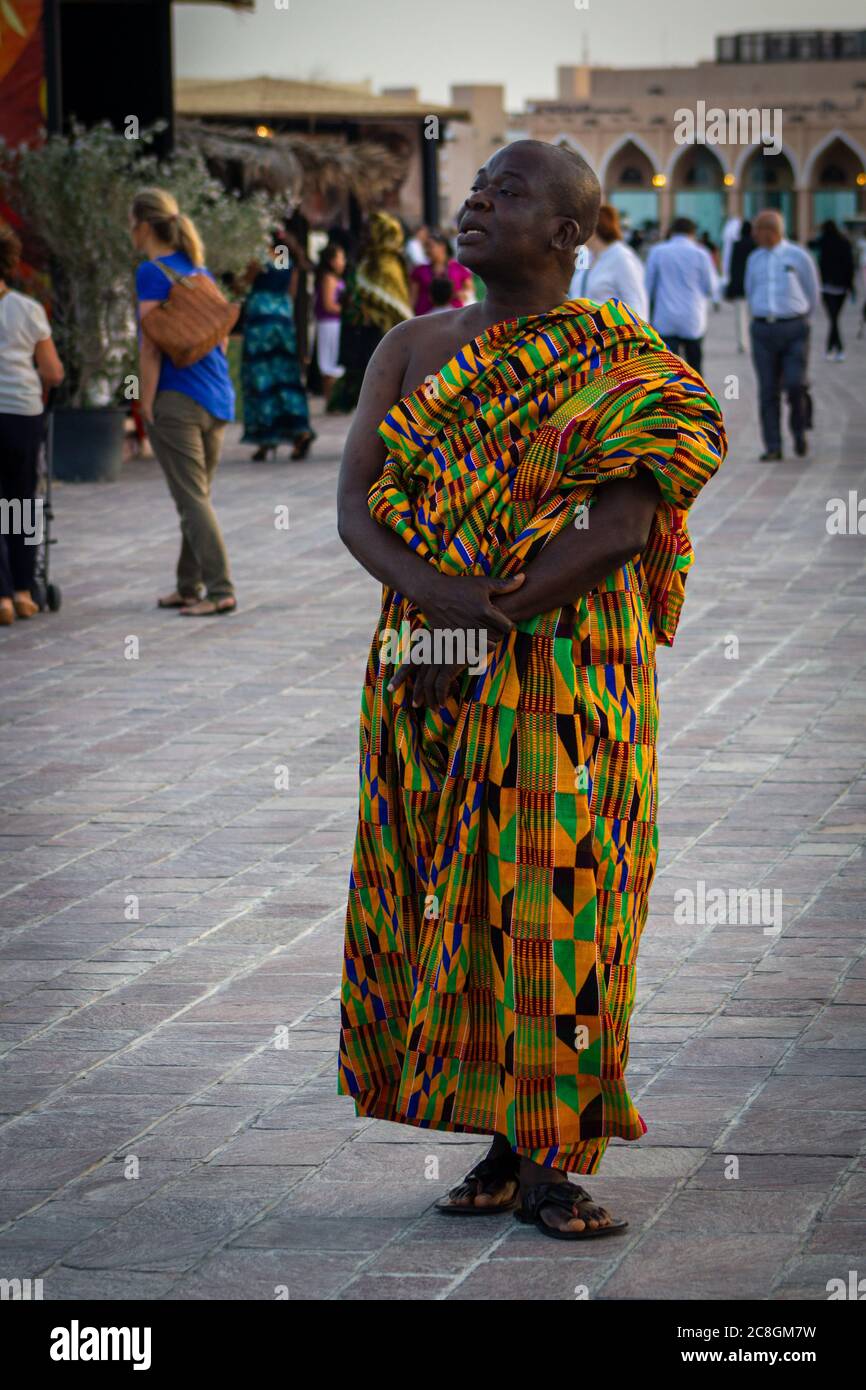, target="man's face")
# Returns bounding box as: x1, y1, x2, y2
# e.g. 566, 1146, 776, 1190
454, 145, 575, 281
753, 214, 783, 249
